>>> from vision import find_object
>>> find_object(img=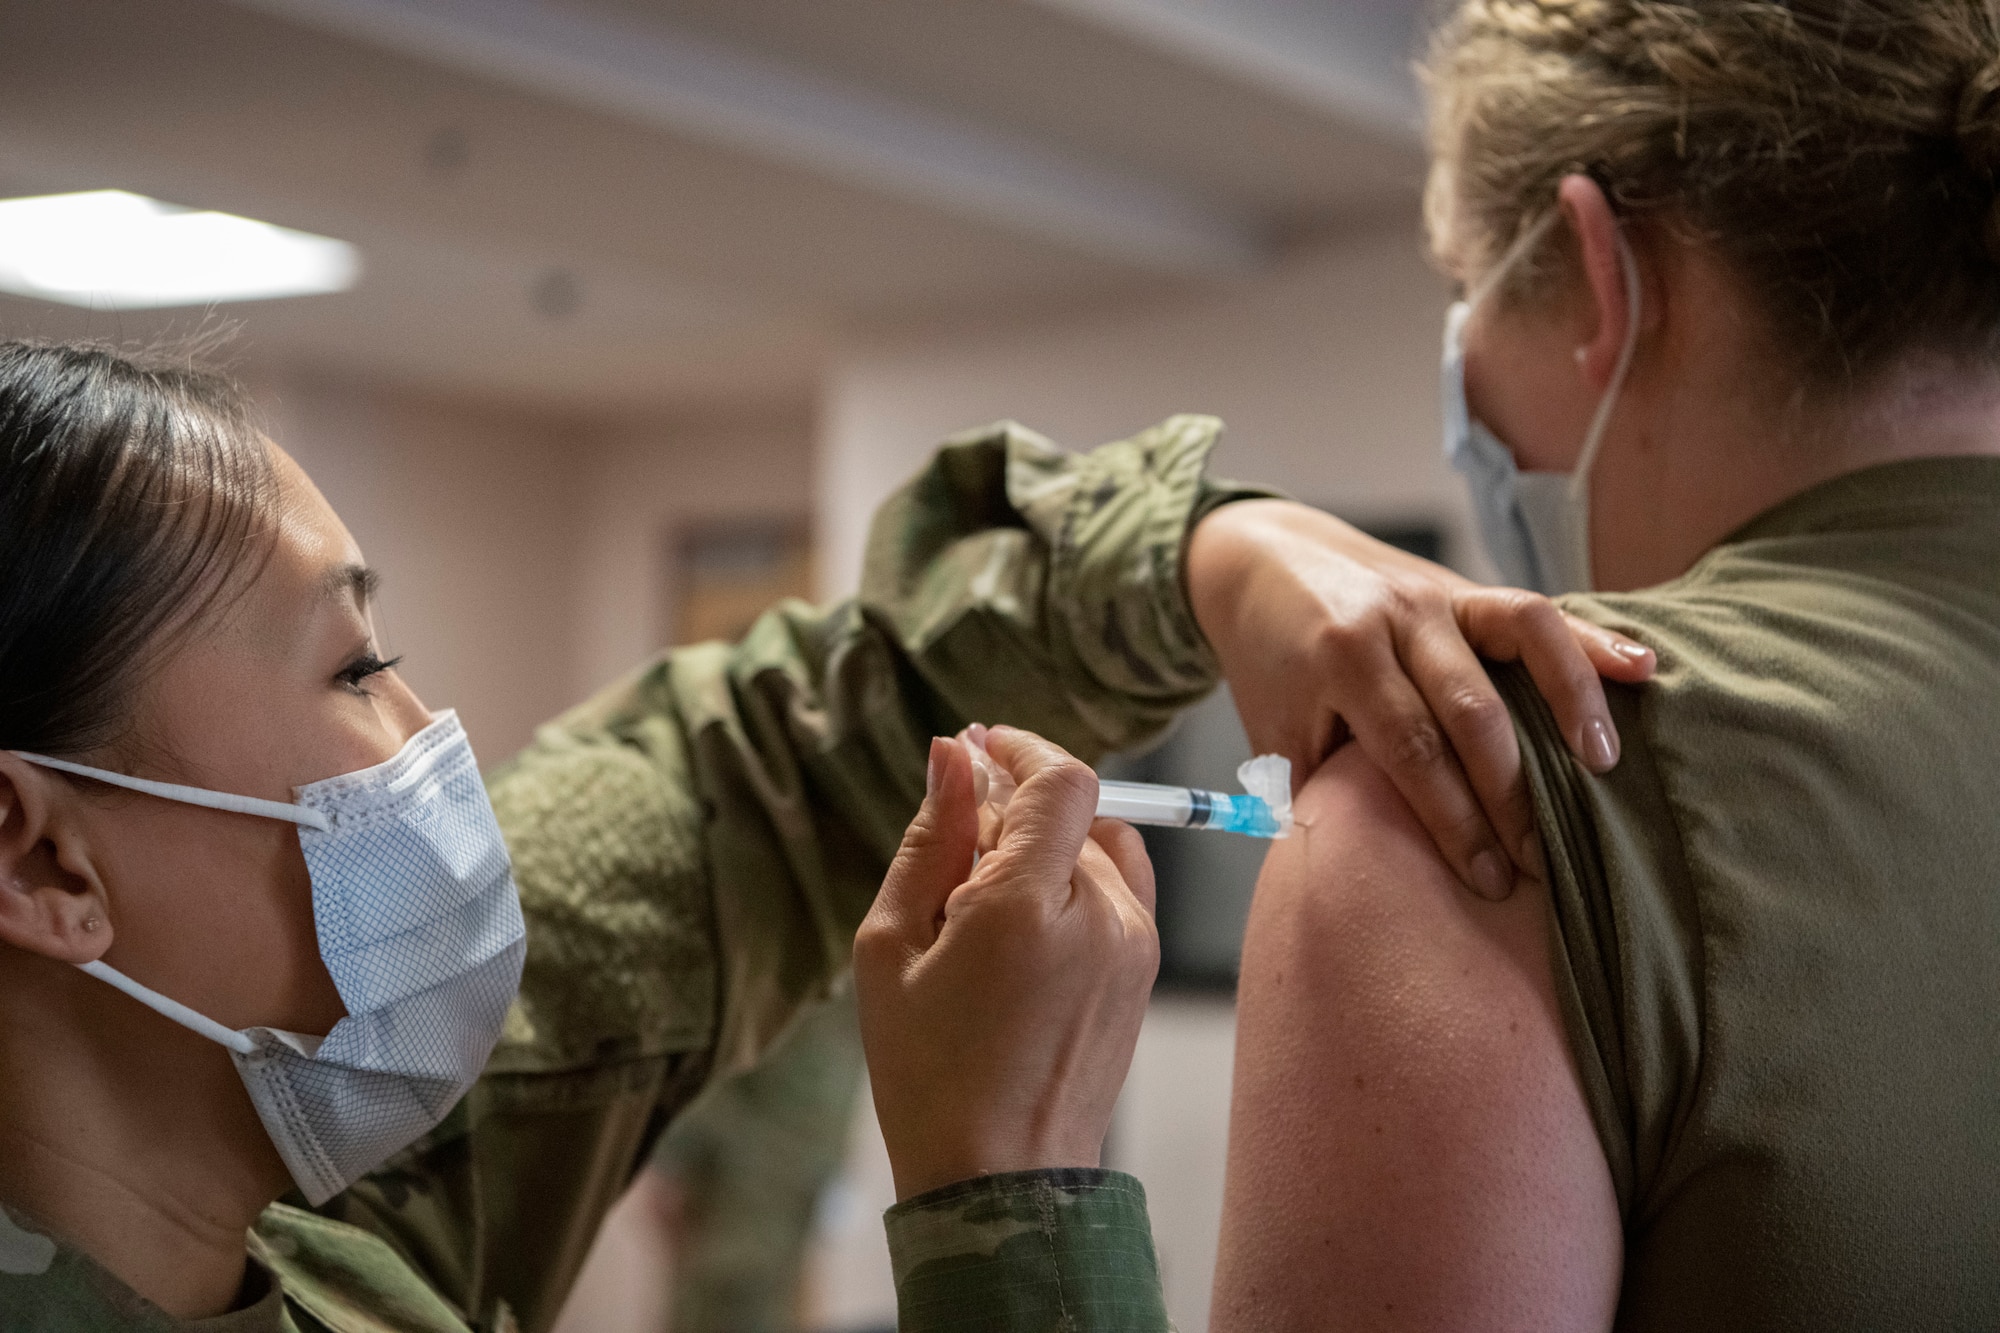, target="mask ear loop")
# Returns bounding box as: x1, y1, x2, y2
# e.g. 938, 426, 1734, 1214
8, 752, 331, 833
77, 959, 259, 1054
1568, 227, 1644, 502
1464, 209, 1562, 313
